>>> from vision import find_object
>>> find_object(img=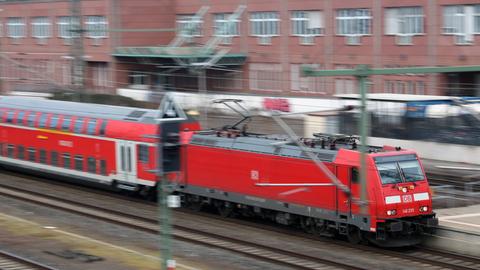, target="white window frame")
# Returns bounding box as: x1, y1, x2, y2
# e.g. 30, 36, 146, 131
214, 13, 240, 37
7, 17, 25, 38
176, 14, 203, 37
85, 16, 108, 38
31, 17, 51, 38
443, 5, 465, 34
250, 12, 280, 37
291, 10, 324, 37
336, 9, 371, 36
473, 5, 480, 34
57, 16, 79, 39
385, 7, 424, 35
